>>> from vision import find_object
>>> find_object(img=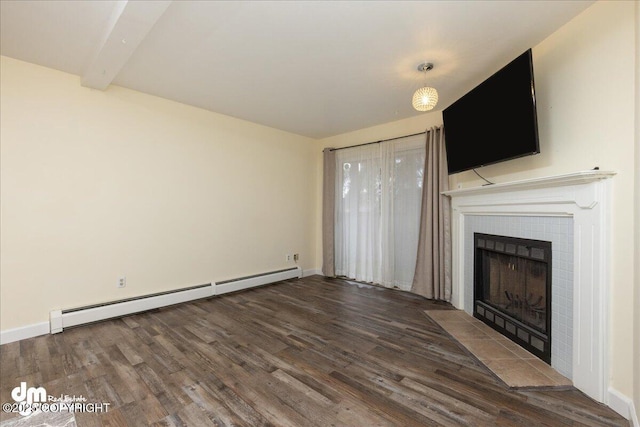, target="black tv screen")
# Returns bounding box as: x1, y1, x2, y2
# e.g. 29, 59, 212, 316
443, 49, 540, 175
